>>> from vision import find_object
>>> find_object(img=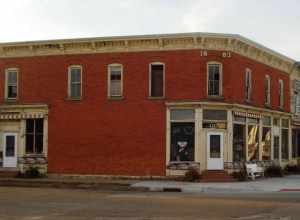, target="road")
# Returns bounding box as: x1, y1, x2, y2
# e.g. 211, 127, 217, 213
0, 187, 299, 219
